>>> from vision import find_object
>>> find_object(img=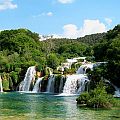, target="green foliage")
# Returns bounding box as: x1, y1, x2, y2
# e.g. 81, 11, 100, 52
77, 81, 116, 108
88, 64, 115, 94
36, 65, 43, 72
93, 24, 120, 87
1, 73, 10, 91
77, 33, 106, 45
75, 63, 82, 70
76, 92, 90, 104
47, 53, 59, 70
63, 68, 76, 75
86, 56, 95, 62
10, 71, 19, 84
0, 29, 44, 91
53, 69, 61, 74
